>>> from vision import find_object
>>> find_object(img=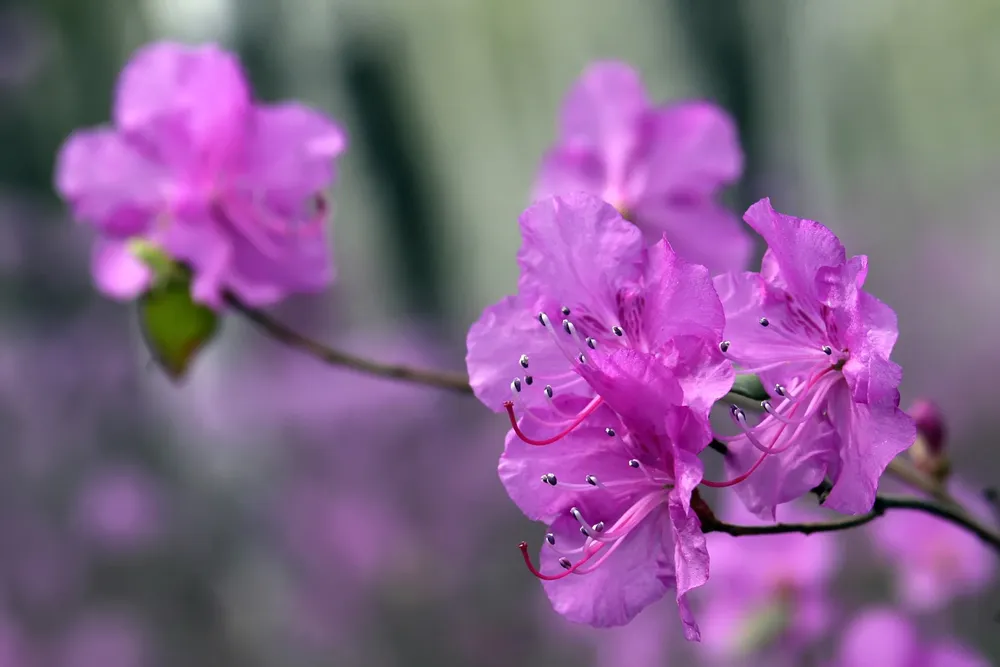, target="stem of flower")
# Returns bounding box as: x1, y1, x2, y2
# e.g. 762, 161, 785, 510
701, 494, 1000, 554
224, 293, 474, 394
